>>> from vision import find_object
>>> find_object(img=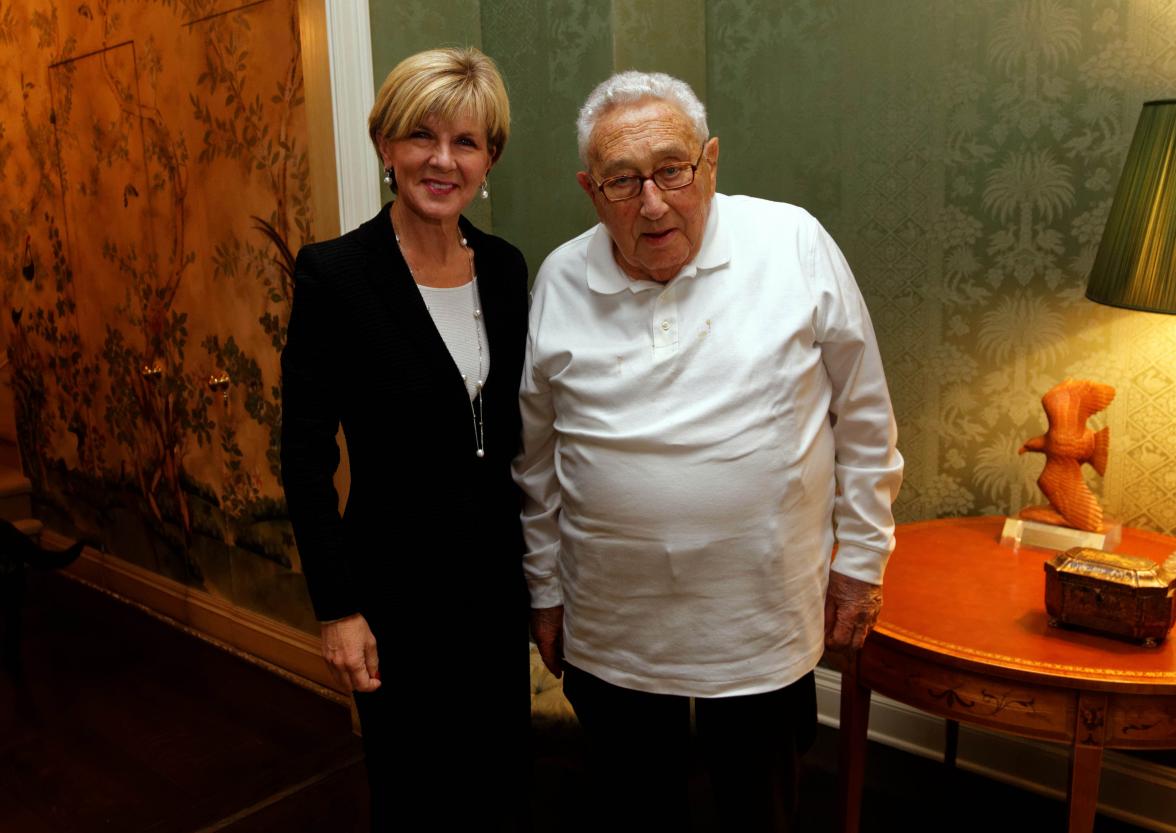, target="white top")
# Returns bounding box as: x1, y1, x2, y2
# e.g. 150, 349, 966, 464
513, 194, 904, 697
417, 278, 489, 399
